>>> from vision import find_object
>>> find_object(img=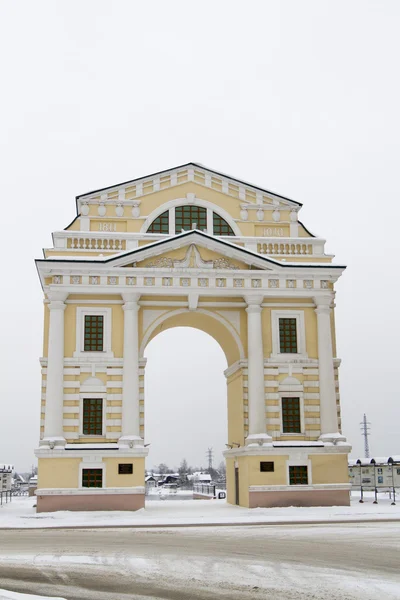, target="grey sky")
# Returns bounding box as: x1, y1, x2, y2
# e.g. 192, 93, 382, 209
0, 1, 399, 471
